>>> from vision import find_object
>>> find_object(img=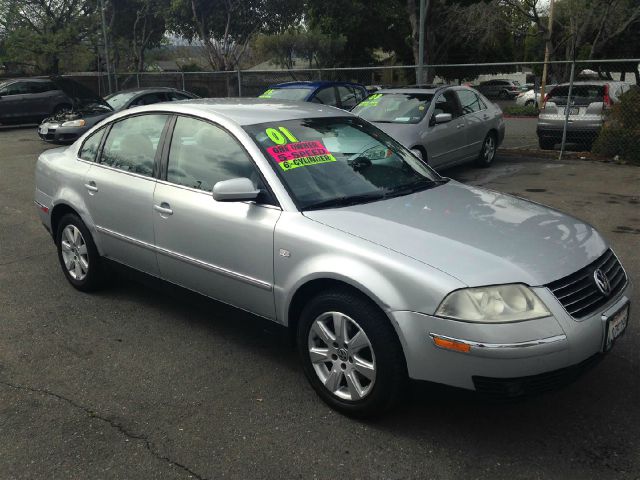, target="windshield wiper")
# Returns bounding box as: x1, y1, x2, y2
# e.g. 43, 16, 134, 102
302, 191, 385, 211
385, 177, 449, 198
